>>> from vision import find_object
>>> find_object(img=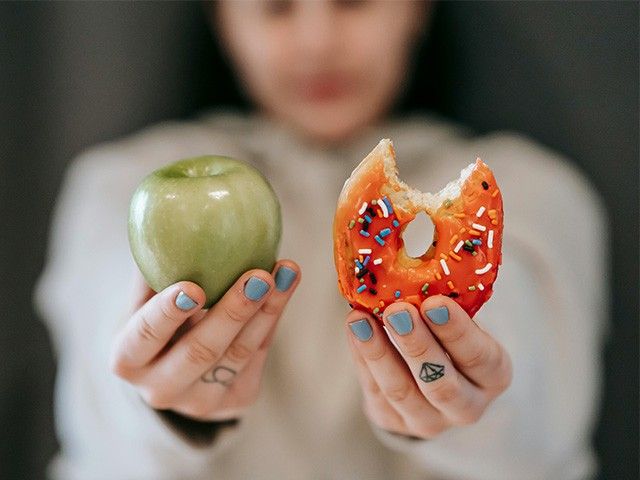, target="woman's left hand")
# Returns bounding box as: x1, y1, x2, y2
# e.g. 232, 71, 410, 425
345, 295, 512, 439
